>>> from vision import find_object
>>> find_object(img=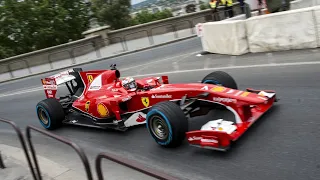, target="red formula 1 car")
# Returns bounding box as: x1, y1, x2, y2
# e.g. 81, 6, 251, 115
36, 64, 278, 151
